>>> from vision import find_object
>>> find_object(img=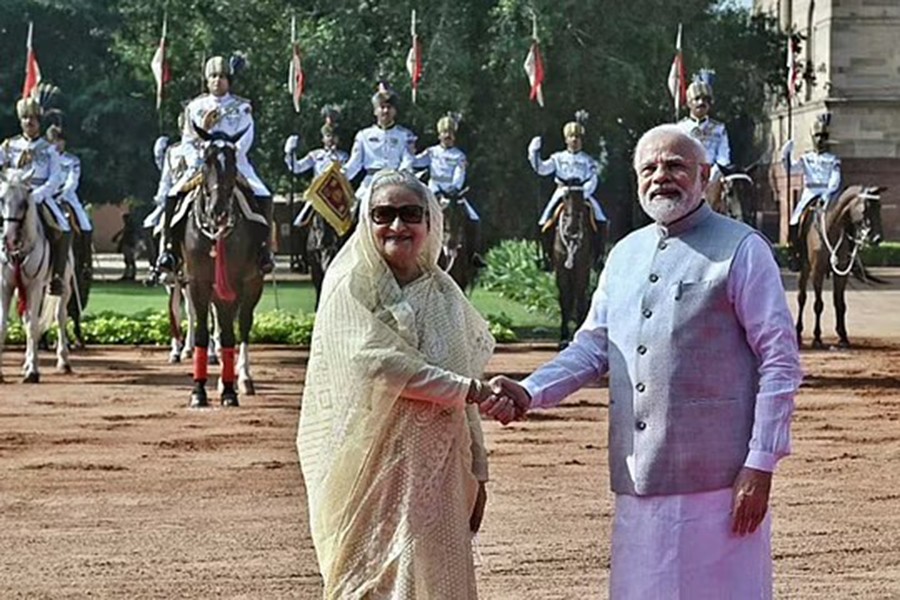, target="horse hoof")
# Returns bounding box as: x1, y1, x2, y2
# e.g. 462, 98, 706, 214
189, 389, 209, 408
837, 339, 852, 349
558, 340, 570, 350
812, 339, 825, 350
239, 379, 256, 396
58, 363, 73, 375
168, 354, 181, 364
221, 391, 240, 408
23, 372, 40, 384
208, 354, 219, 366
